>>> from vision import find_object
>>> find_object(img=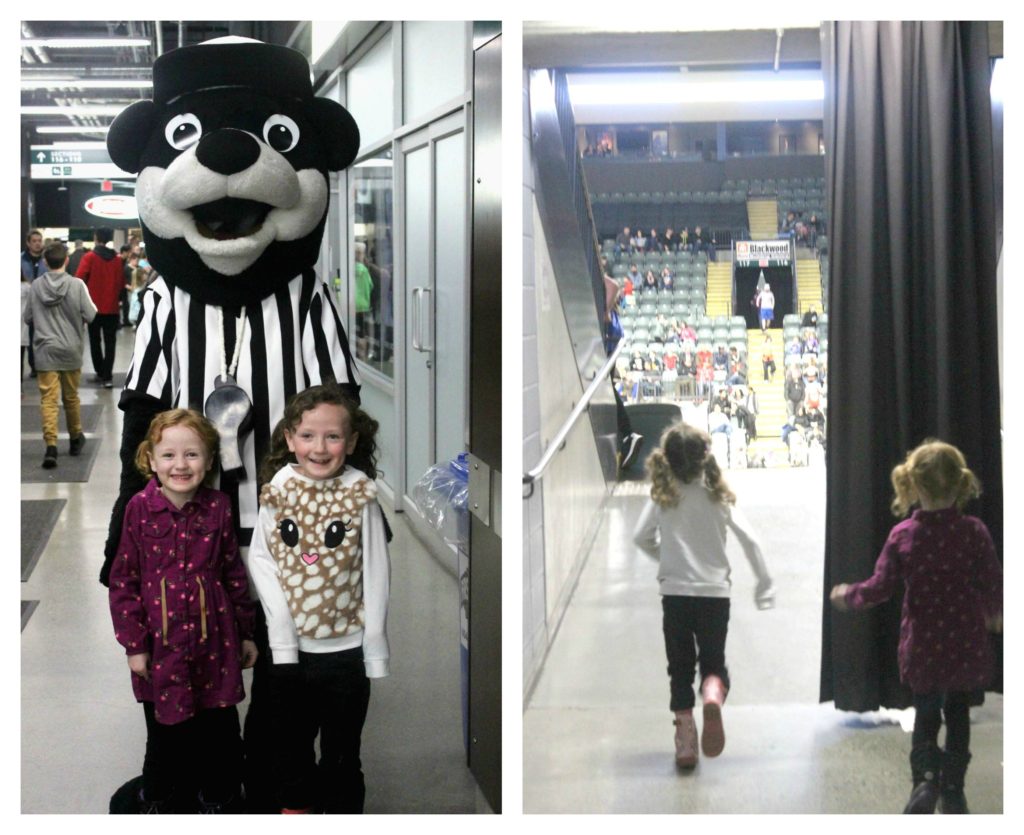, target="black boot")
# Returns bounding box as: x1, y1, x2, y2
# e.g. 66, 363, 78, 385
904, 743, 941, 814
939, 750, 971, 814
42, 445, 58, 469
